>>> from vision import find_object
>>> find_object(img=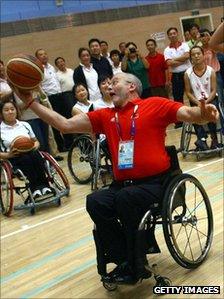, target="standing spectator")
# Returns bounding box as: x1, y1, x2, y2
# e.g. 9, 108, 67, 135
110, 49, 123, 75
35, 48, 73, 151
0, 60, 12, 101
89, 38, 113, 78
73, 47, 102, 102
164, 27, 191, 128
184, 30, 191, 42
121, 42, 151, 98
200, 29, 224, 108
145, 39, 169, 97
188, 23, 202, 48
100, 40, 112, 65
184, 46, 220, 150
118, 42, 126, 61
